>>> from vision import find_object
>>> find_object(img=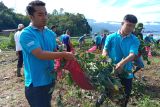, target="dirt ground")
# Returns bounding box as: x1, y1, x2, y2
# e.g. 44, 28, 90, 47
0, 51, 160, 107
